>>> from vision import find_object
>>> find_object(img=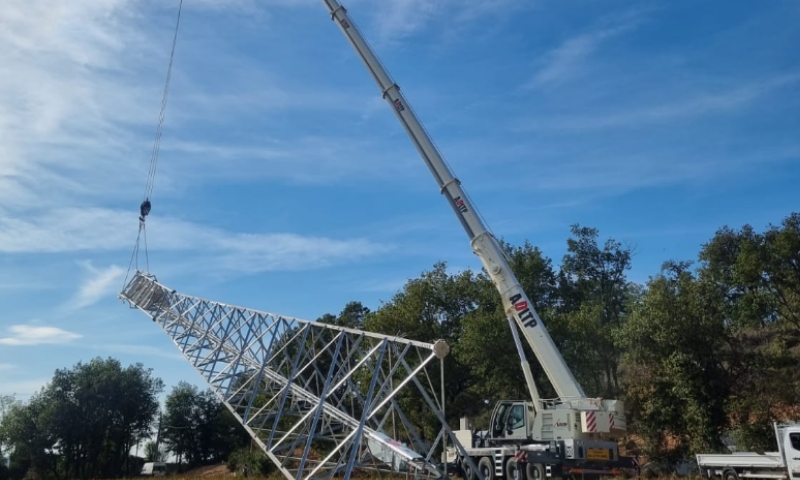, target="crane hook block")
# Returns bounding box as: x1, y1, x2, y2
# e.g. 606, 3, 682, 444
139, 199, 152, 222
